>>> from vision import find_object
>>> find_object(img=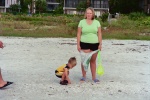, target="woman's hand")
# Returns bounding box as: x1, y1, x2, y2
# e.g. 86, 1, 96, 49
77, 45, 81, 52
98, 44, 102, 51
